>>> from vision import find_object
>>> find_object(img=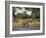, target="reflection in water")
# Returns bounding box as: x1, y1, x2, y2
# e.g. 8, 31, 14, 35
12, 24, 40, 31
